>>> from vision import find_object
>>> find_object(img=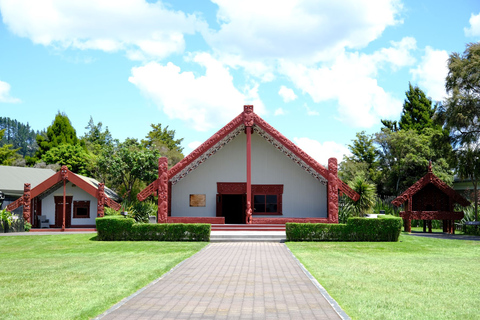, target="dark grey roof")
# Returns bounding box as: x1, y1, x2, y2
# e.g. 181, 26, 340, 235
75, 174, 122, 202
0, 166, 56, 197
